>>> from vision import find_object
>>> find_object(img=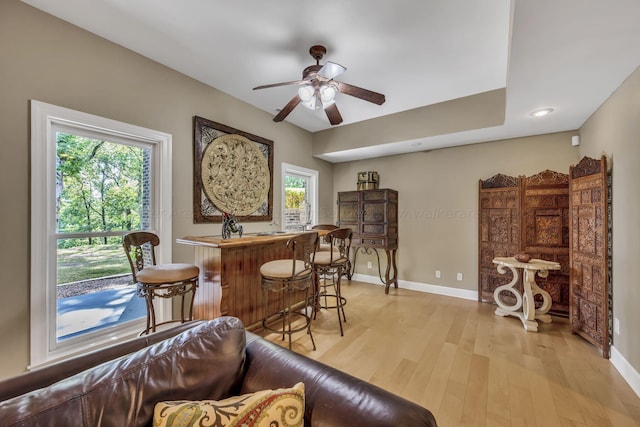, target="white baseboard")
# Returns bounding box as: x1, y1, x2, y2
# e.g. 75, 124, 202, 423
610, 345, 640, 398
351, 273, 478, 301
351, 273, 640, 399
